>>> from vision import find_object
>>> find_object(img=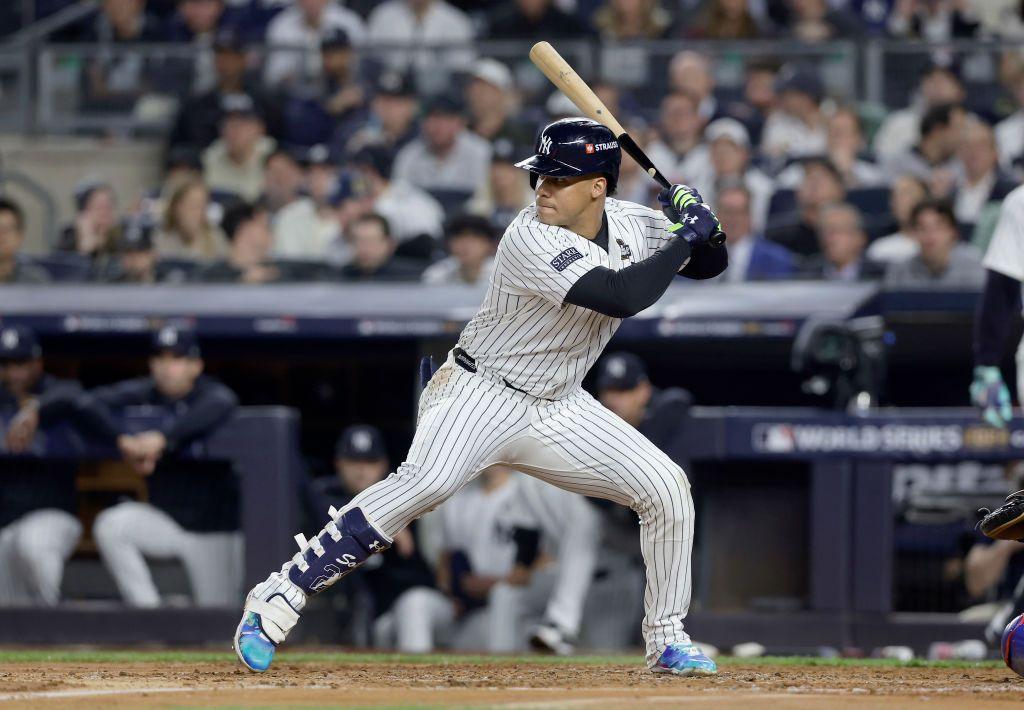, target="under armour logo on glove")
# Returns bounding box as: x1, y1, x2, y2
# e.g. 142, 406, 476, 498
685, 214, 699, 225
